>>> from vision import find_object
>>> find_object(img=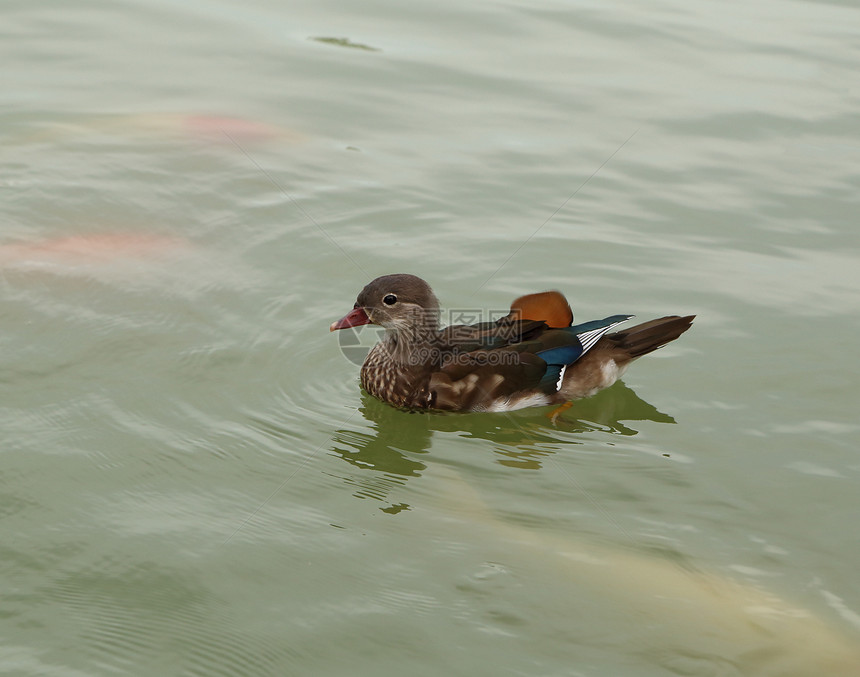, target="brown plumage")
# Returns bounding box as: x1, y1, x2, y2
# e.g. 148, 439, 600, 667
330, 274, 694, 412
607, 315, 695, 359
